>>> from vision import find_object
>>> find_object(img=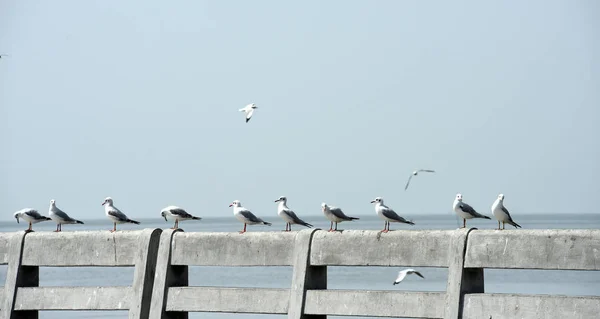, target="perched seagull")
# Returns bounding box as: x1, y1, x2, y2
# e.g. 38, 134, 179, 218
161, 206, 202, 230
404, 169, 435, 191
370, 197, 414, 232
101, 197, 140, 232
274, 196, 312, 231
393, 268, 425, 285
321, 203, 359, 232
48, 199, 84, 232
239, 103, 258, 123
491, 194, 521, 230
14, 208, 51, 232
229, 200, 272, 234
453, 193, 491, 228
